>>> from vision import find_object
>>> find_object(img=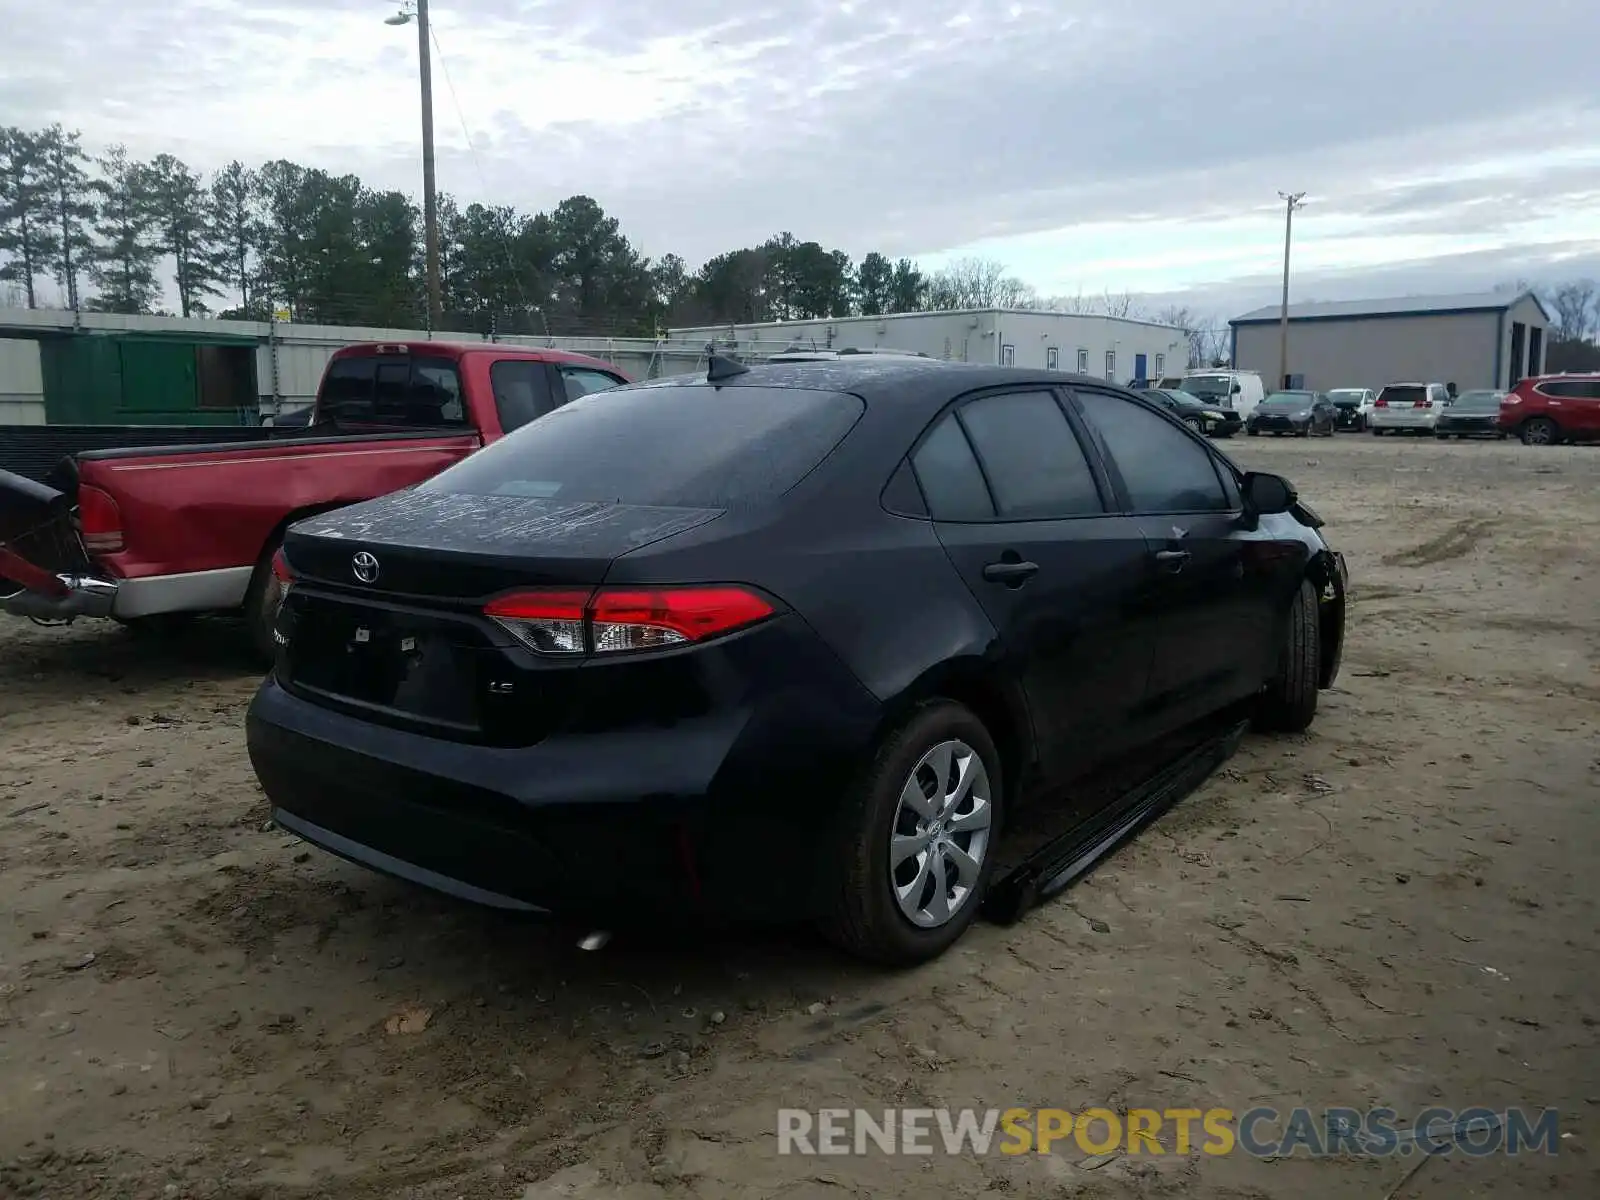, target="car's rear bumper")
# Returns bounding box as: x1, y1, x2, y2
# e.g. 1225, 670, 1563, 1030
1369, 411, 1437, 429
0, 562, 250, 622
245, 640, 884, 925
